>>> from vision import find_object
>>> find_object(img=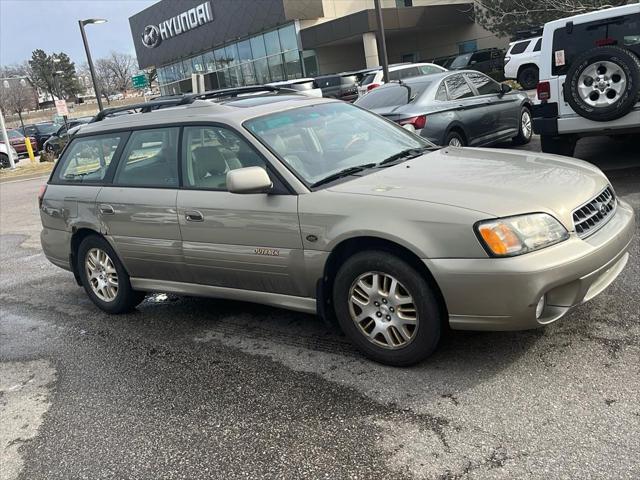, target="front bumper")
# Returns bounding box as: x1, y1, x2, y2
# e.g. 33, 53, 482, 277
425, 199, 635, 331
